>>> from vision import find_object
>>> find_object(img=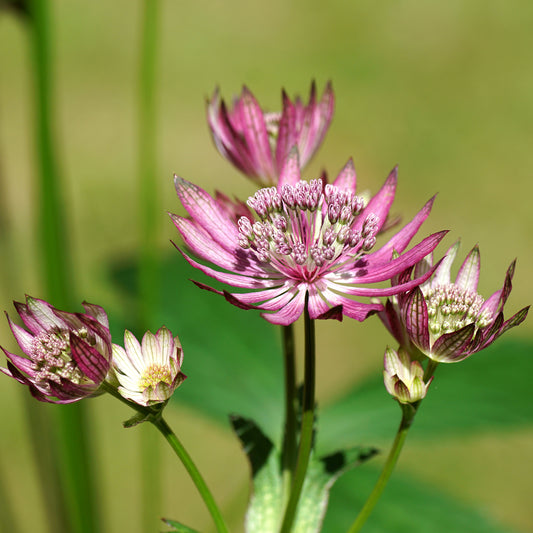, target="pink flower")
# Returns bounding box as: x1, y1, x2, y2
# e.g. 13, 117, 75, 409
170, 157, 447, 326
1, 296, 112, 403
378, 242, 530, 362
207, 81, 334, 186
